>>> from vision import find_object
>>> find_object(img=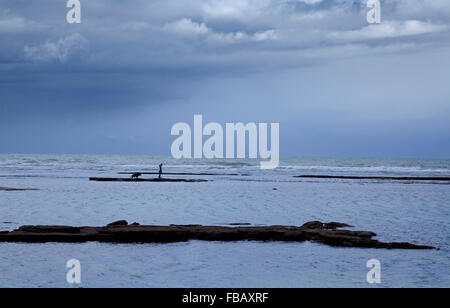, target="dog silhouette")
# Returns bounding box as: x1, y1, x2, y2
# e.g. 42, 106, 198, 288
130, 173, 142, 180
